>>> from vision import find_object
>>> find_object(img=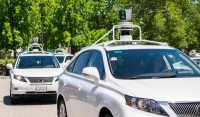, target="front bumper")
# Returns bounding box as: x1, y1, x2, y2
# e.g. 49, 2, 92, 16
10, 79, 58, 99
